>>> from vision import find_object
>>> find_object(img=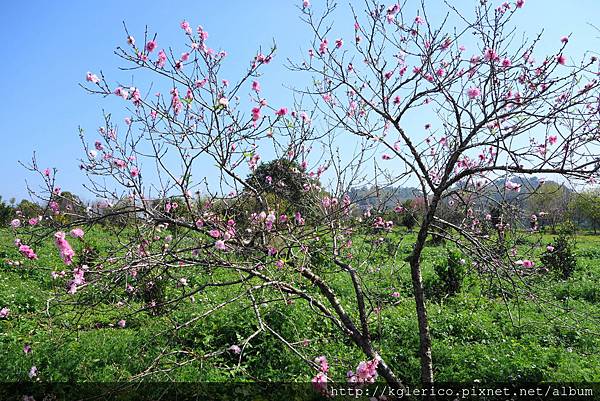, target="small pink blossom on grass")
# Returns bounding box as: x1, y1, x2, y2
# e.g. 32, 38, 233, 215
117, 319, 126, 328
228, 344, 241, 354
23, 344, 32, 354
391, 291, 400, 298
547, 245, 555, 252
515, 259, 534, 268
70, 228, 84, 239
0, 307, 9, 318
10, 219, 21, 228
215, 240, 226, 251
28, 366, 37, 379
19, 245, 38, 260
